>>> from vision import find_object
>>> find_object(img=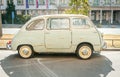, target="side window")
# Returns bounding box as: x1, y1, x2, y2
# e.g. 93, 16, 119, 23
27, 19, 44, 30
72, 18, 89, 28
47, 18, 69, 30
